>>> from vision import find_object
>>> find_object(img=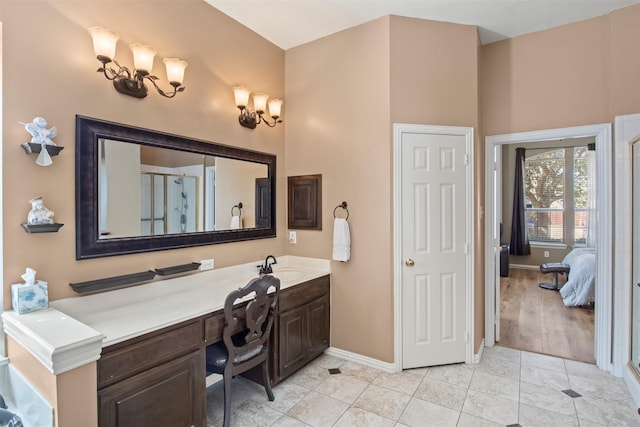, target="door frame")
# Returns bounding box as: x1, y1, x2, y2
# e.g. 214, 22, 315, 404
614, 114, 640, 403
484, 123, 612, 372
393, 123, 475, 371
